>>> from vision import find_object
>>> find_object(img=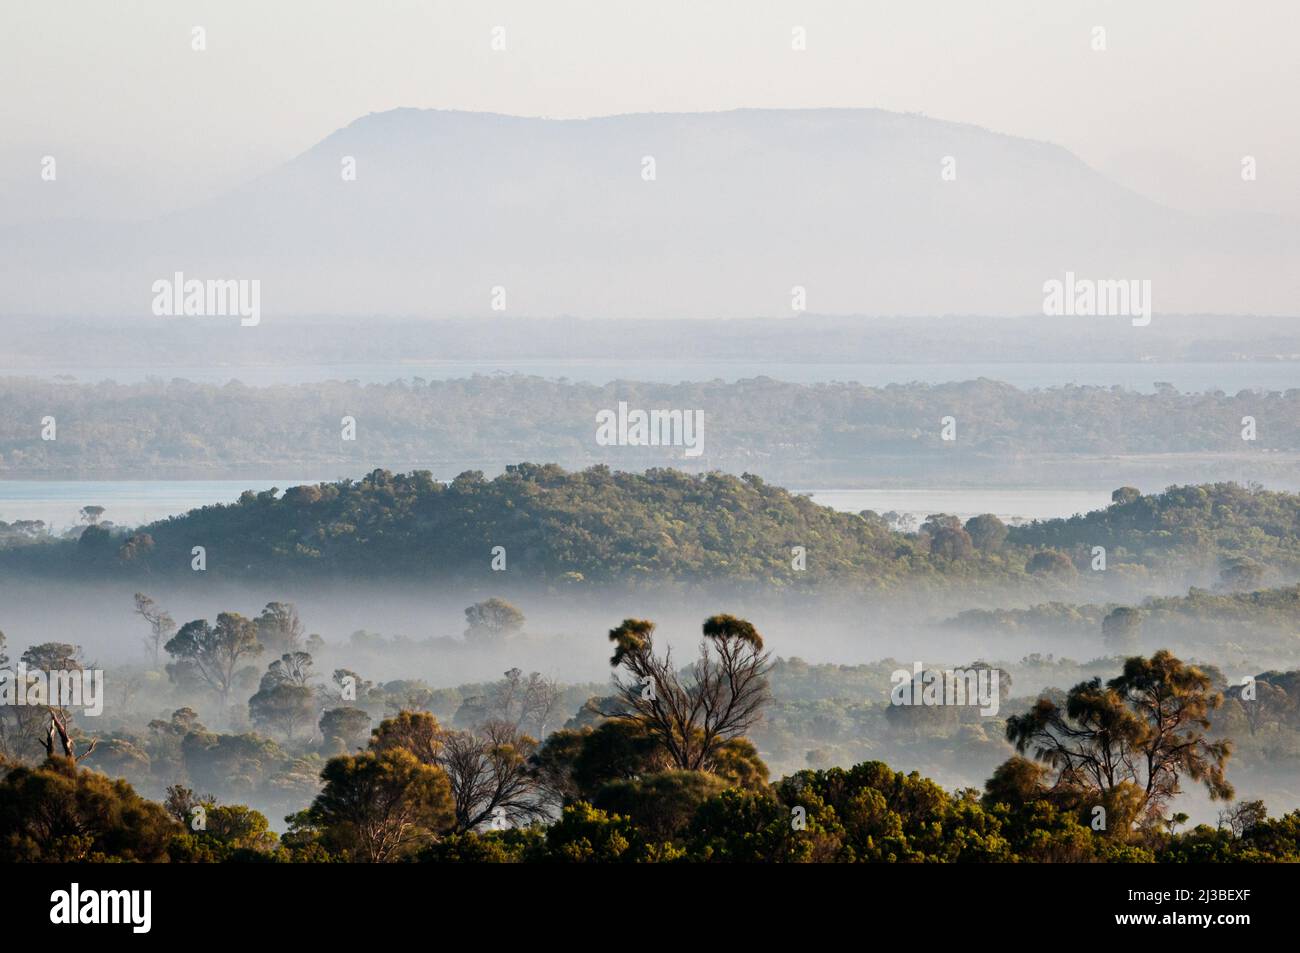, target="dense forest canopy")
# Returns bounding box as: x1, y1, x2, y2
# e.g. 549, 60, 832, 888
4, 468, 1299, 588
